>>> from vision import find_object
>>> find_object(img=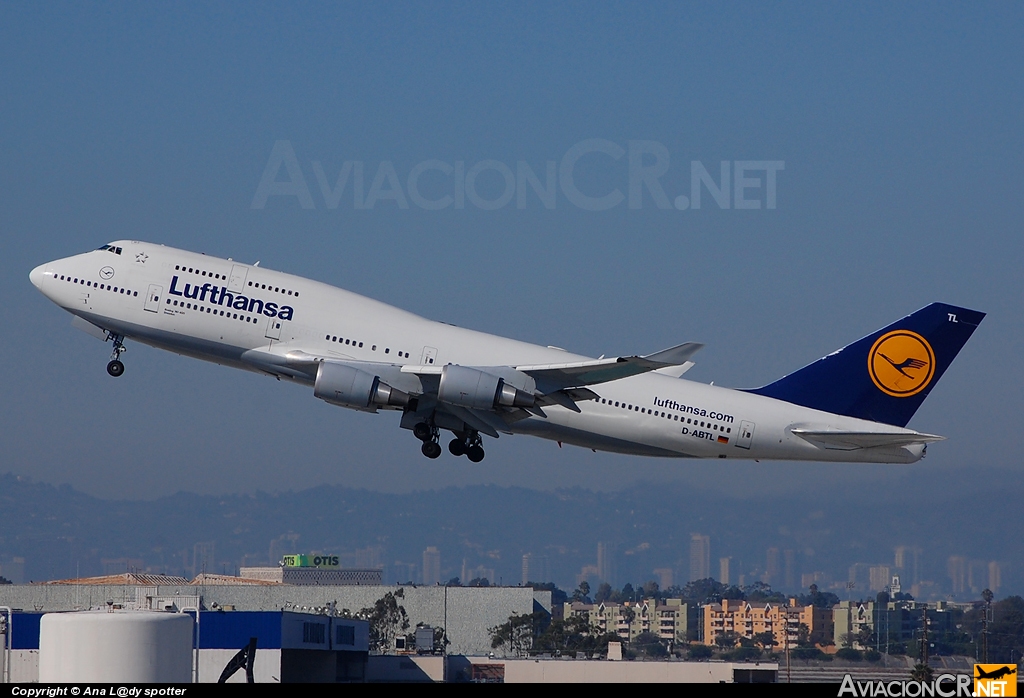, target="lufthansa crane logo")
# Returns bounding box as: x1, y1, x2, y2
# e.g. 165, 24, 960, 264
868, 330, 935, 398
99, 266, 115, 280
